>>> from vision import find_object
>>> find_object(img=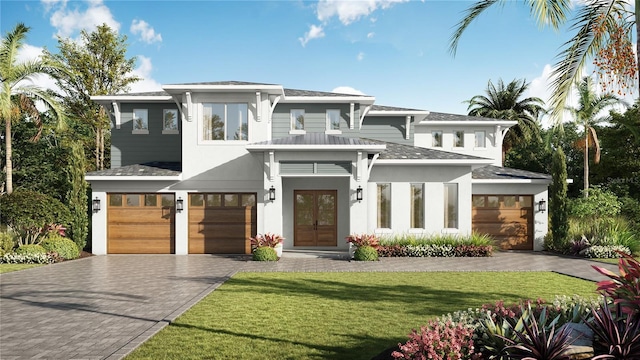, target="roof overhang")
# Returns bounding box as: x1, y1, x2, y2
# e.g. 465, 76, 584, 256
85, 174, 182, 181
246, 144, 386, 152
472, 178, 552, 185
417, 120, 518, 126
368, 110, 430, 117
90, 95, 173, 104
375, 159, 494, 165
281, 96, 376, 104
